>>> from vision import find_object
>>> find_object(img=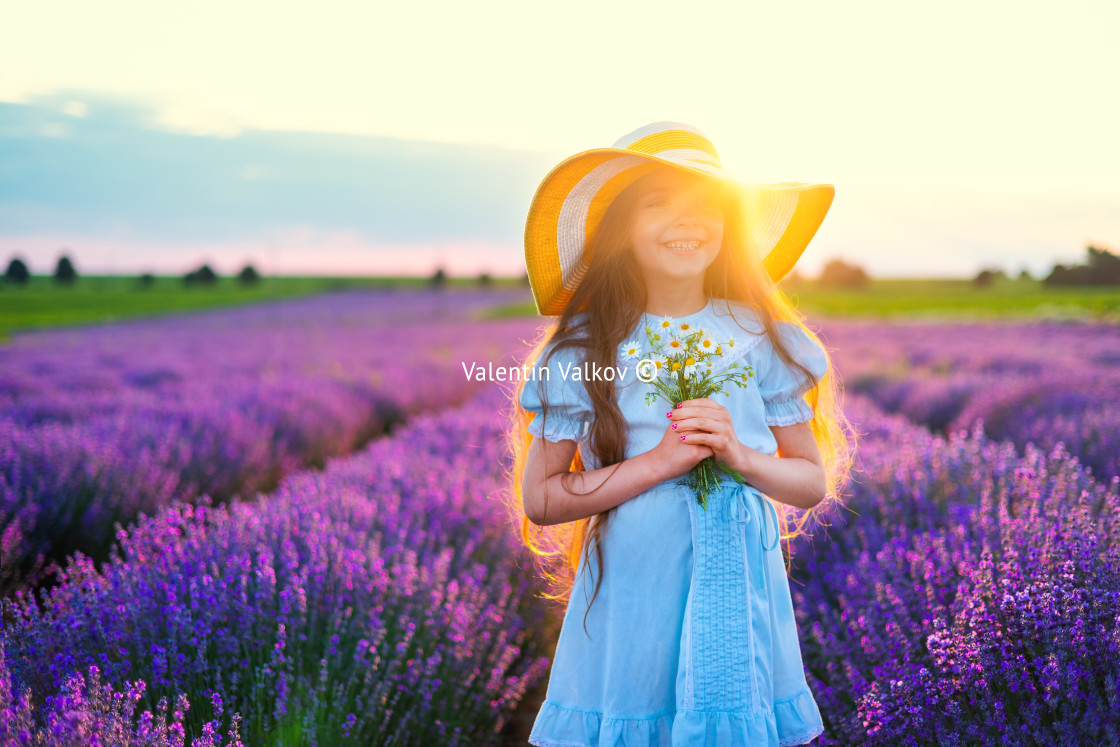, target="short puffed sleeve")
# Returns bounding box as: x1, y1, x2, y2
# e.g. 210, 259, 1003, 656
756, 321, 830, 426
518, 339, 593, 443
